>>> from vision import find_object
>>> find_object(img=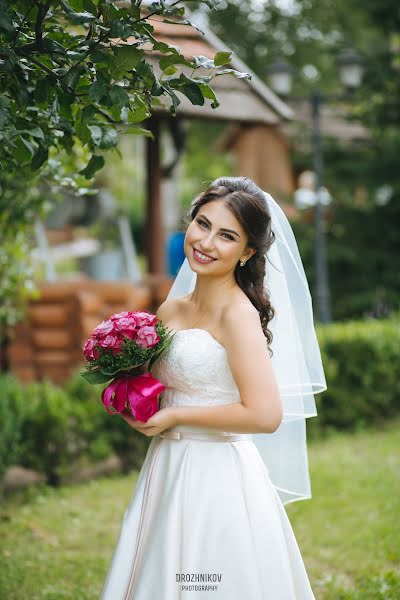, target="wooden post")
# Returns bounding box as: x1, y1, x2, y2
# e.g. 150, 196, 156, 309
145, 116, 164, 274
